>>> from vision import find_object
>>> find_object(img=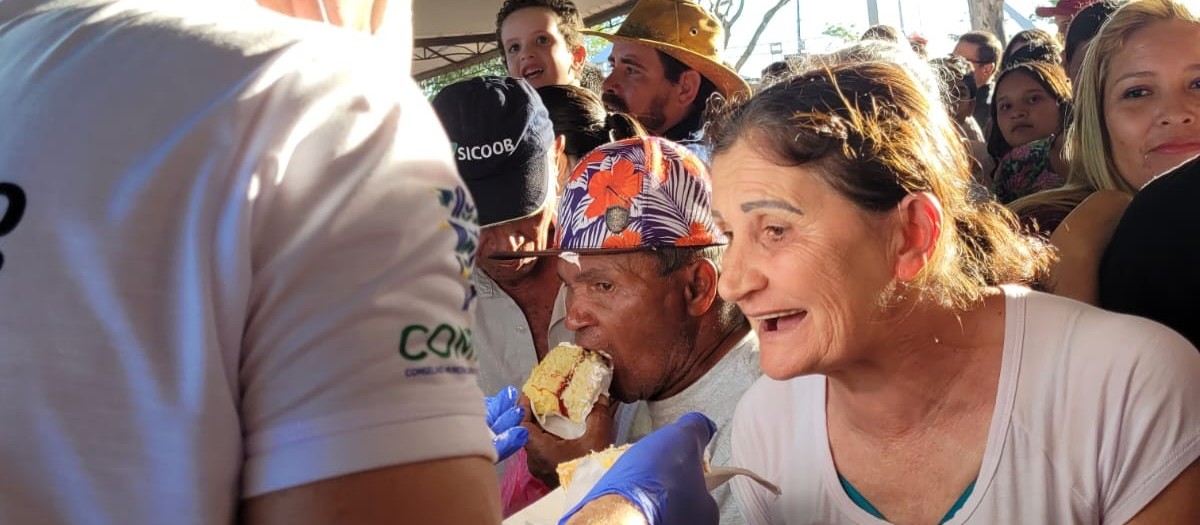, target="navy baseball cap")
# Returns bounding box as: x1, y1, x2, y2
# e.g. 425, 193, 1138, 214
433, 76, 555, 227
